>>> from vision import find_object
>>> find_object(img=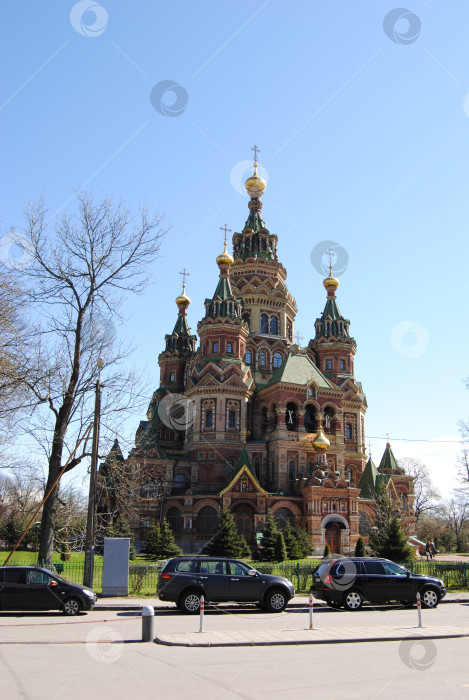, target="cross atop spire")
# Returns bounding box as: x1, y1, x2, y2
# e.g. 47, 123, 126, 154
179, 268, 189, 290
240, 427, 250, 444
219, 224, 232, 245
326, 248, 335, 274
251, 144, 260, 164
